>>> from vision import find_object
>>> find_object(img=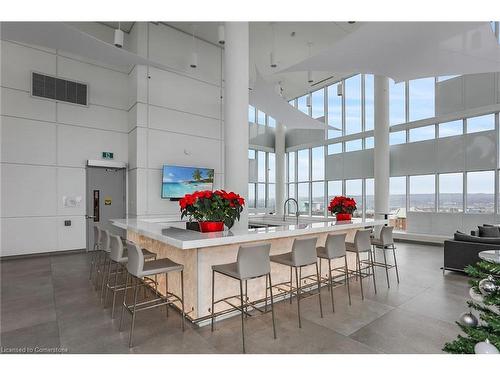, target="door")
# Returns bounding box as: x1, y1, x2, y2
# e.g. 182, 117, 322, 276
86, 166, 126, 250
